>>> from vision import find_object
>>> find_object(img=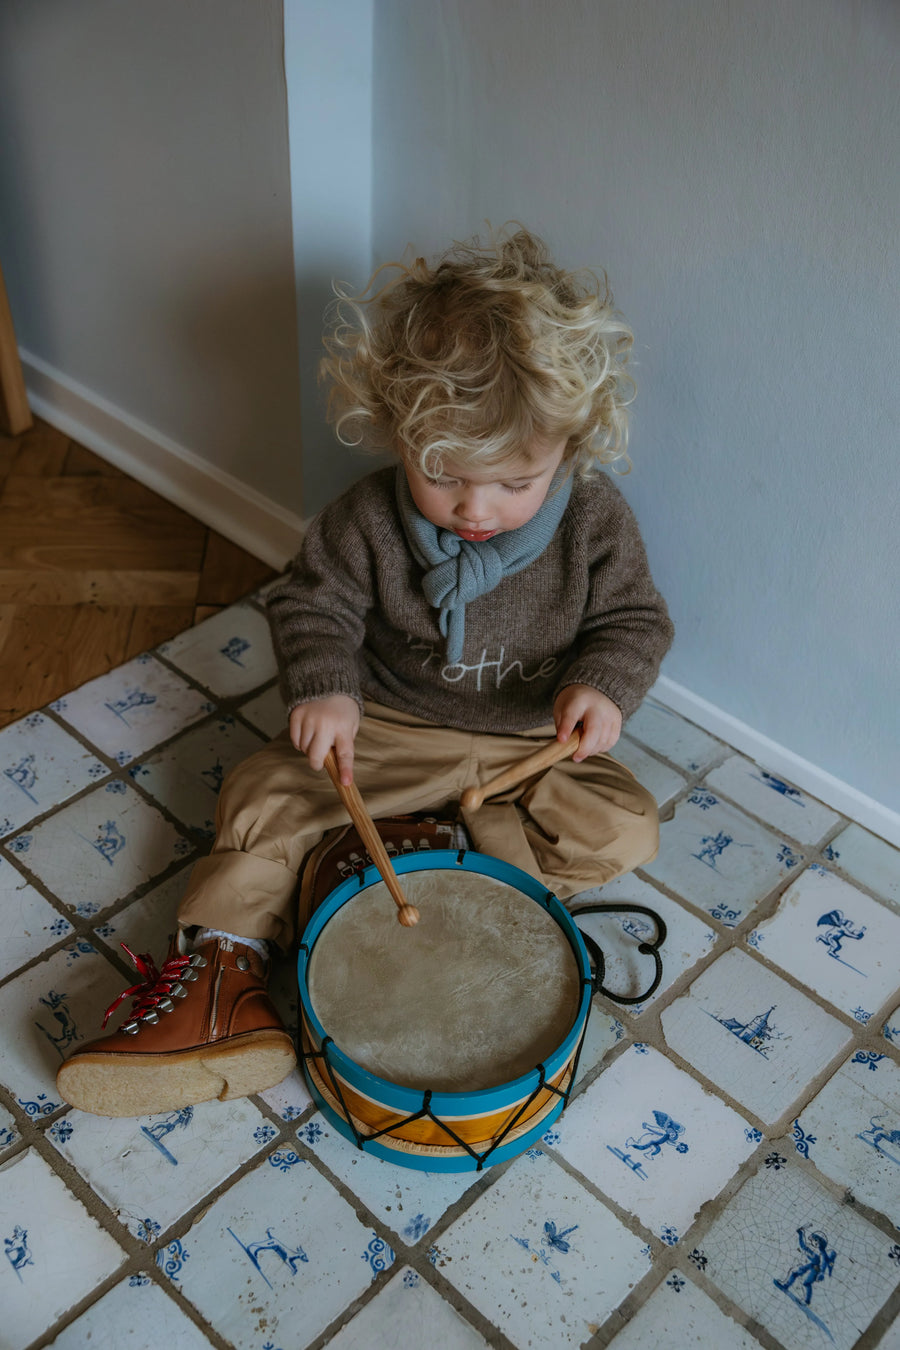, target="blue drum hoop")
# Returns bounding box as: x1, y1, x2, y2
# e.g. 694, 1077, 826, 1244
298, 849, 593, 1172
